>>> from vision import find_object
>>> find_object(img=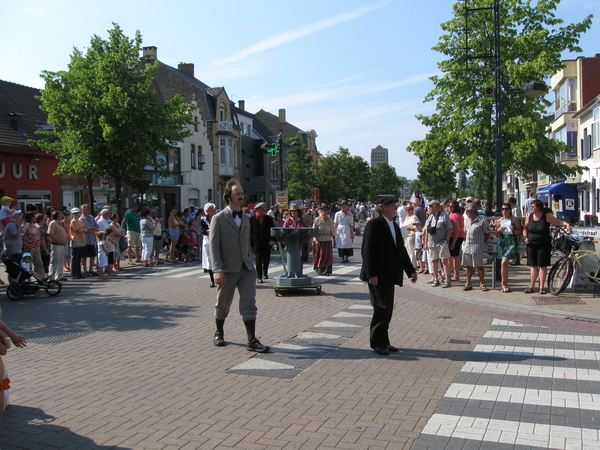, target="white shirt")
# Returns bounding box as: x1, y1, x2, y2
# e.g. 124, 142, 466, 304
227, 206, 242, 228
383, 215, 396, 245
